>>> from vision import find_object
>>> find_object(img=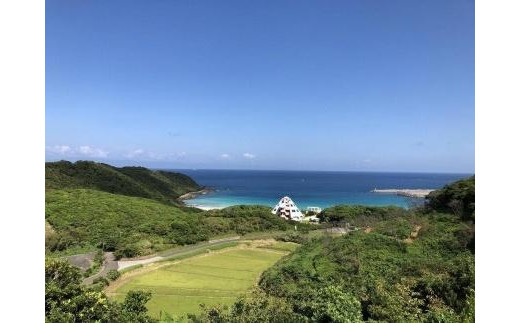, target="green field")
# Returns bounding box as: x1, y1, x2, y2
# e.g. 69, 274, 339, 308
110, 247, 288, 318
